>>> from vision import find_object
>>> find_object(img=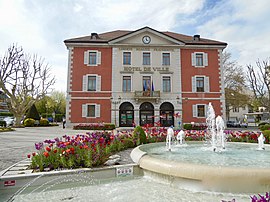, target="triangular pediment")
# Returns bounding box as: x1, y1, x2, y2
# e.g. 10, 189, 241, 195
108, 27, 185, 46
